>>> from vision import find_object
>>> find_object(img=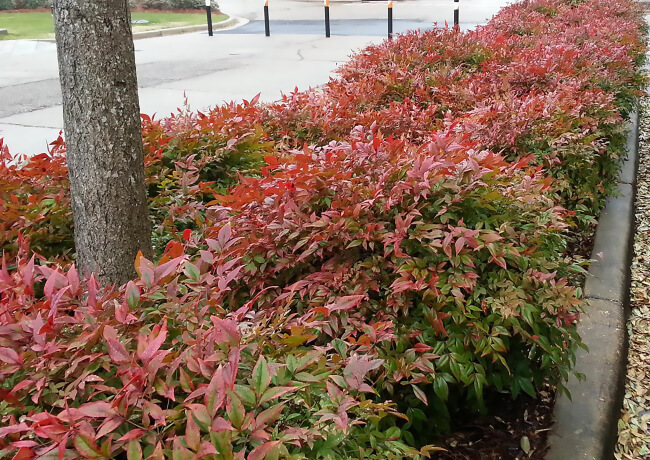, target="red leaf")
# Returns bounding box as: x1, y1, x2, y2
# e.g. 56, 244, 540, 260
11, 441, 38, 448
0, 423, 30, 437
33, 423, 68, 440
258, 386, 297, 406
117, 429, 147, 442
11, 447, 34, 460
413, 343, 434, 353
138, 319, 167, 364
211, 417, 235, 432
255, 403, 285, 430
248, 441, 281, 460
0, 346, 21, 365
96, 416, 123, 439
77, 401, 115, 418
